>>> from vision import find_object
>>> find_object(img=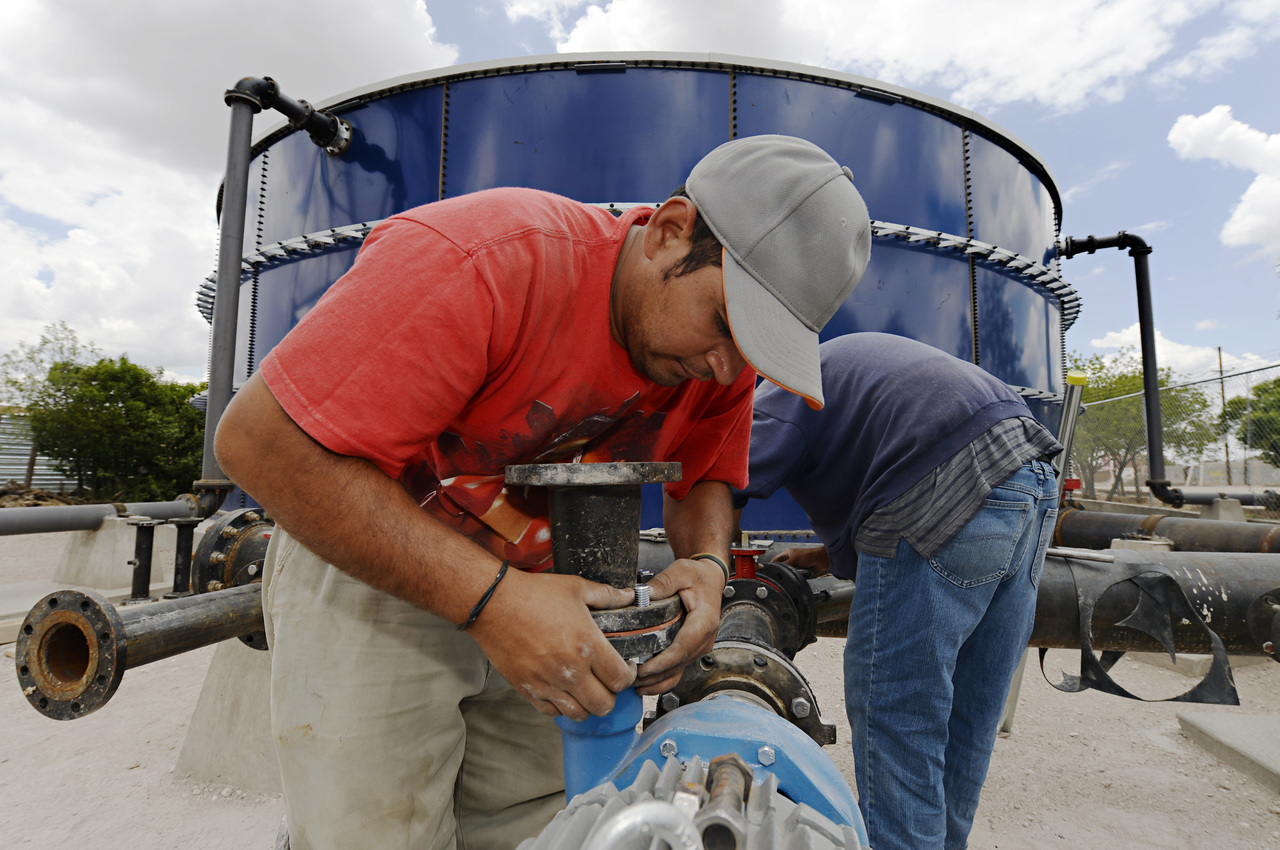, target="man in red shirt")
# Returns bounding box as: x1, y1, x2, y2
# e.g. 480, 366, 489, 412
215, 134, 871, 850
